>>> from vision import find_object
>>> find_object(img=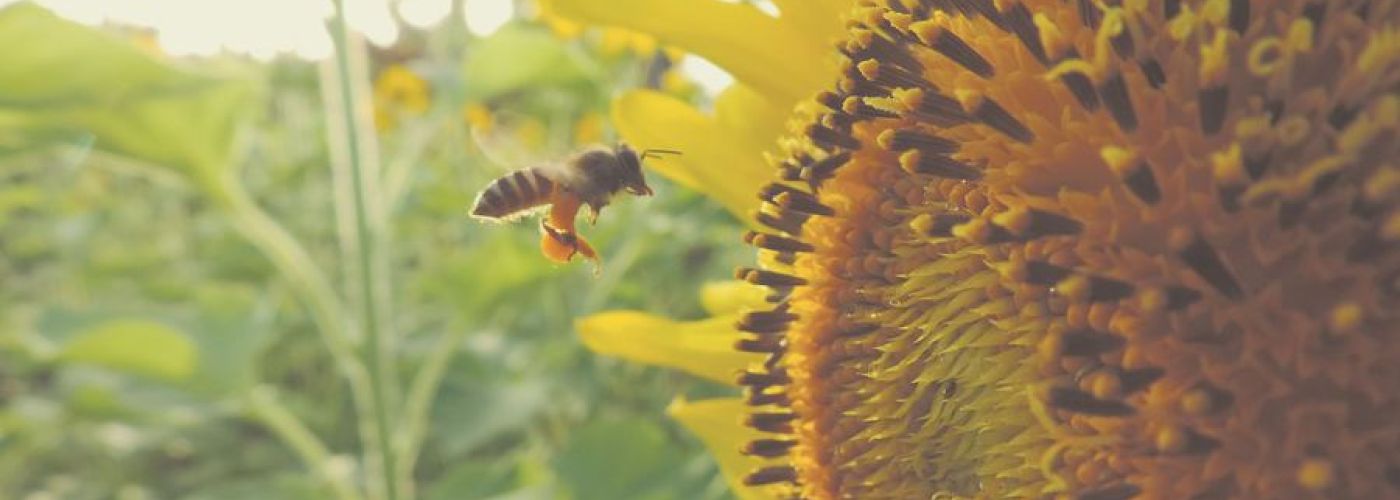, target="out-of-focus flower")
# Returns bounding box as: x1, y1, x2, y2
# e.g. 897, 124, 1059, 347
513, 116, 548, 150
573, 111, 606, 145
372, 64, 430, 130
128, 29, 162, 57
462, 102, 496, 134
536, 0, 662, 58
540, 8, 585, 39
563, 1, 1400, 499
